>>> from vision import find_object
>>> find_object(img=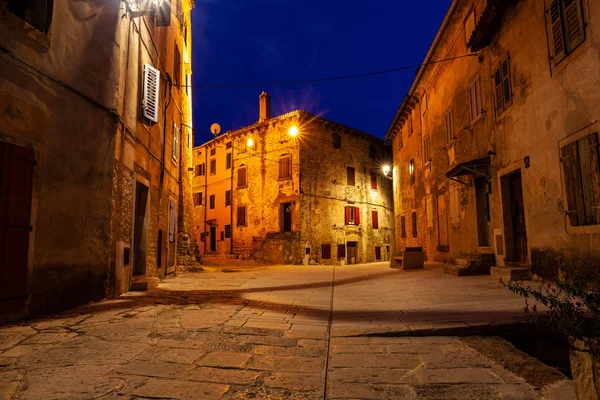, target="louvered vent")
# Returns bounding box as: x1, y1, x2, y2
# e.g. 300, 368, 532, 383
143, 64, 160, 123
